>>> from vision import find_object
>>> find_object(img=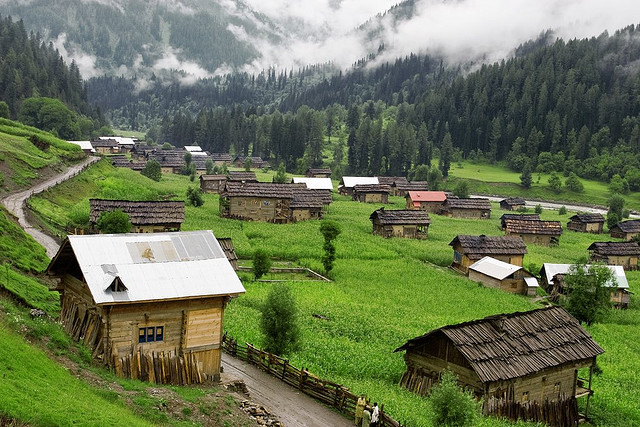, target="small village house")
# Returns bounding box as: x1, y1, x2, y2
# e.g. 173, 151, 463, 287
369, 208, 430, 239
609, 219, 640, 240
504, 218, 563, 246
394, 306, 603, 422
100, 136, 136, 153
352, 184, 391, 203
91, 138, 120, 155
567, 213, 605, 234
449, 235, 527, 274
468, 256, 539, 296
199, 174, 228, 194
68, 140, 96, 154
588, 241, 640, 270
441, 198, 491, 219
89, 199, 185, 233
376, 176, 408, 196
499, 213, 540, 230
220, 182, 294, 223
392, 181, 429, 197
540, 263, 630, 308
233, 156, 269, 169
405, 191, 447, 212
499, 197, 526, 211
290, 189, 327, 222
46, 231, 245, 383
147, 150, 186, 174
210, 153, 233, 166
305, 168, 332, 178
338, 176, 378, 196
